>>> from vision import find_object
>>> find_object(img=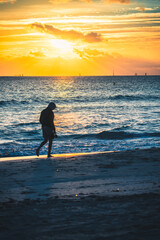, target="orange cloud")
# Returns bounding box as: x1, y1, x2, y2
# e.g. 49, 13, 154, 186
74, 48, 105, 59
135, 7, 145, 12
0, 50, 160, 76
29, 51, 45, 58
50, 0, 92, 3
30, 22, 102, 43
0, 0, 16, 3
107, 0, 130, 3
50, 0, 131, 4
135, 7, 155, 12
